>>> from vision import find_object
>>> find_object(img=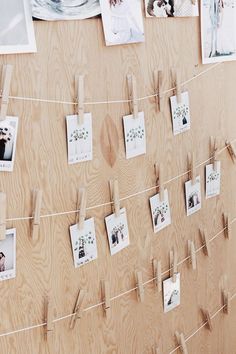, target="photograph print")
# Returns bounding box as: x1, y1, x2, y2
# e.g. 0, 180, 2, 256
0, 228, 16, 282
149, 189, 171, 233
100, 0, 145, 46
145, 0, 198, 18
123, 111, 146, 159
66, 113, 93, 164
0, 116, 19, 172
0, 0, 36, 54
201, 0, 236, 63
170, 91, 191, 135
31, 0, 101, 21
70, 217, 98, 268
185, 176, 202, 216
105, 207, 130, 255
205, 161, 221, 199
163, 273, 180, 313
